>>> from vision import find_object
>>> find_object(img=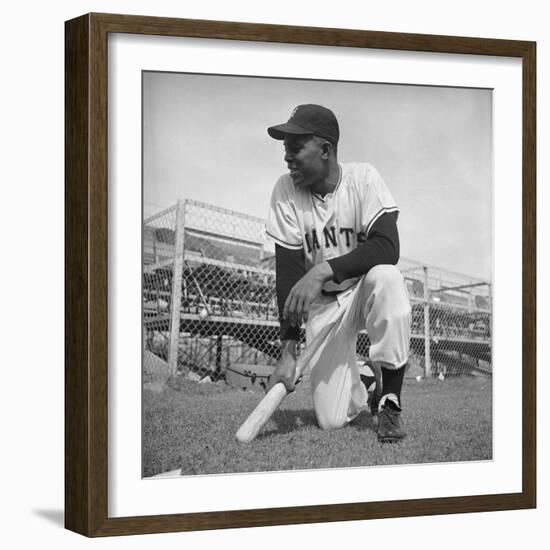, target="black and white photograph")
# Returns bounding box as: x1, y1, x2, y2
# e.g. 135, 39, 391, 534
141, 71, 493, 478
